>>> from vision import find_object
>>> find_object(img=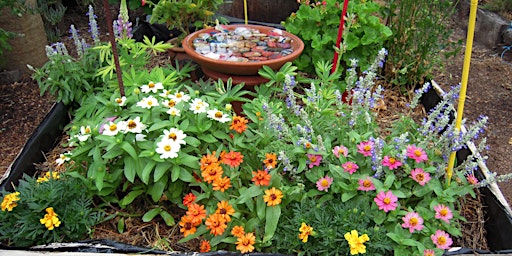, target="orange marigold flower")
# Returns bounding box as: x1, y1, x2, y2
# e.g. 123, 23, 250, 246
220, 151, 244, 168
231, 225, 245, 238
205, 213, 227, 236
186, 203, 207, 226
212, 176, 232, 192
182, 192, 197, 207
263, 153, 277, 169
201, 164, 223, 184
179, 215, 197, 237
199, 240, 211, 252
200, 153, 219, 172
252, 170, 271, 186
263, 187, 283, 206
230, 116, 249, 134
236, 232, 256, 253
215, 200, 235, 222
